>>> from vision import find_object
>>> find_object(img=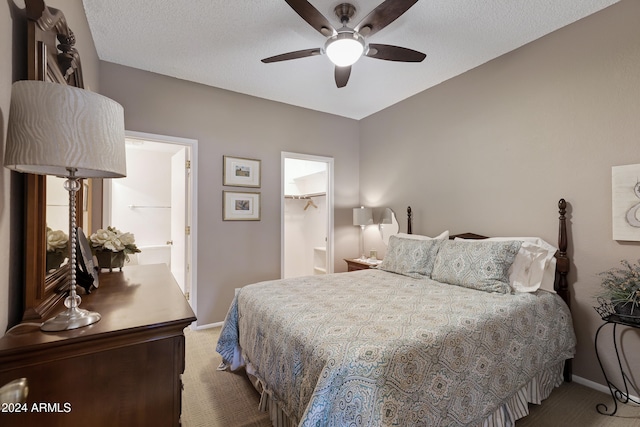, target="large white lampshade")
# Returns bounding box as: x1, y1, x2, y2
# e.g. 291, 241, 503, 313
4, 80, 126, 332
5, 80, 126, 178
353, 206, 373, 260
353, 206, 373, 227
